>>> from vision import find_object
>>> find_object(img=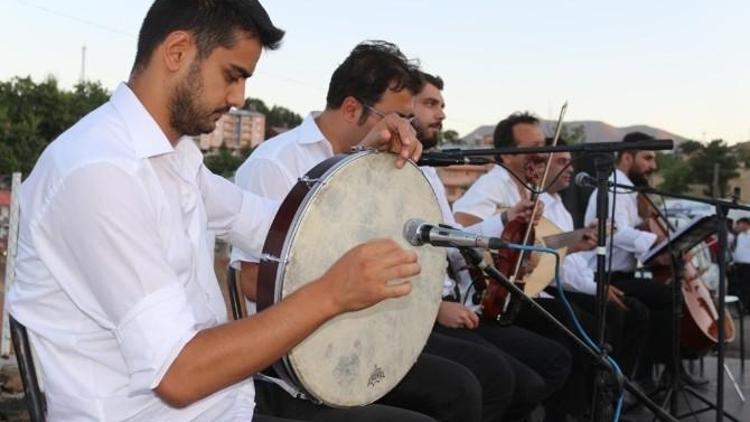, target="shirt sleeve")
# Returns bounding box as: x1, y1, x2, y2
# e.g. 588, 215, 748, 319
29, 164, 199, 394
560, 252, 597, 295
229, 158, 293, 266
585, 187, 657, 261
198, 164, 279, 264
452, 173, 500, 220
